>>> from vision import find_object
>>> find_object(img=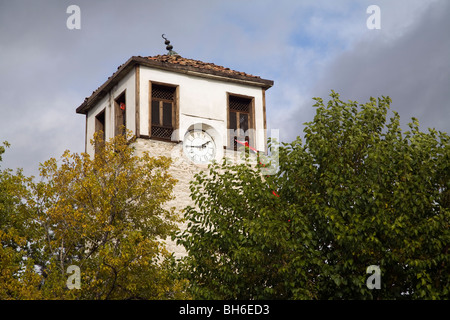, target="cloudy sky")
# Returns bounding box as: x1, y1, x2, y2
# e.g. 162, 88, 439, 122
0, 0, 448, 177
